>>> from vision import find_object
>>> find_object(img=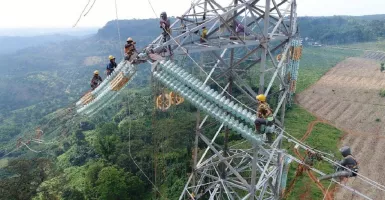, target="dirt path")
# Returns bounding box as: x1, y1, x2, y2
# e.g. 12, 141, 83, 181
285, 120, 333, 200
296, 57, 385, 199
